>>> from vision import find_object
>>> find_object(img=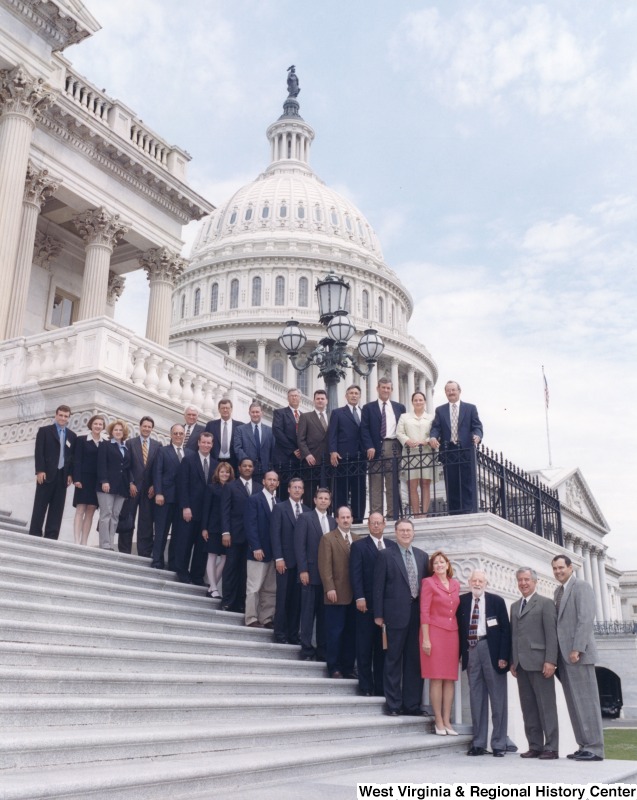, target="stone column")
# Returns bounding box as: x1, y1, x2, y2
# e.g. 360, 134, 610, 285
588, 547, 603, 621
140, 247, 186, 347
391, 358, 400, 396
74, 208, 129, 321
5, 162, 60, 338
105, 271, 126, 318
425, 380, 434, 412
406, 365, 415, 403
581, 544, 593, 586
257, 339, 267, 373
0, 65, 52, 339
595, 550, 610, 622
